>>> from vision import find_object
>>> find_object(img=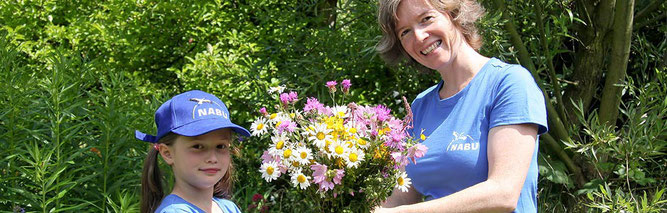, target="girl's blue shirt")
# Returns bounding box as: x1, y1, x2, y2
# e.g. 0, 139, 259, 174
155, 194, 241, 213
